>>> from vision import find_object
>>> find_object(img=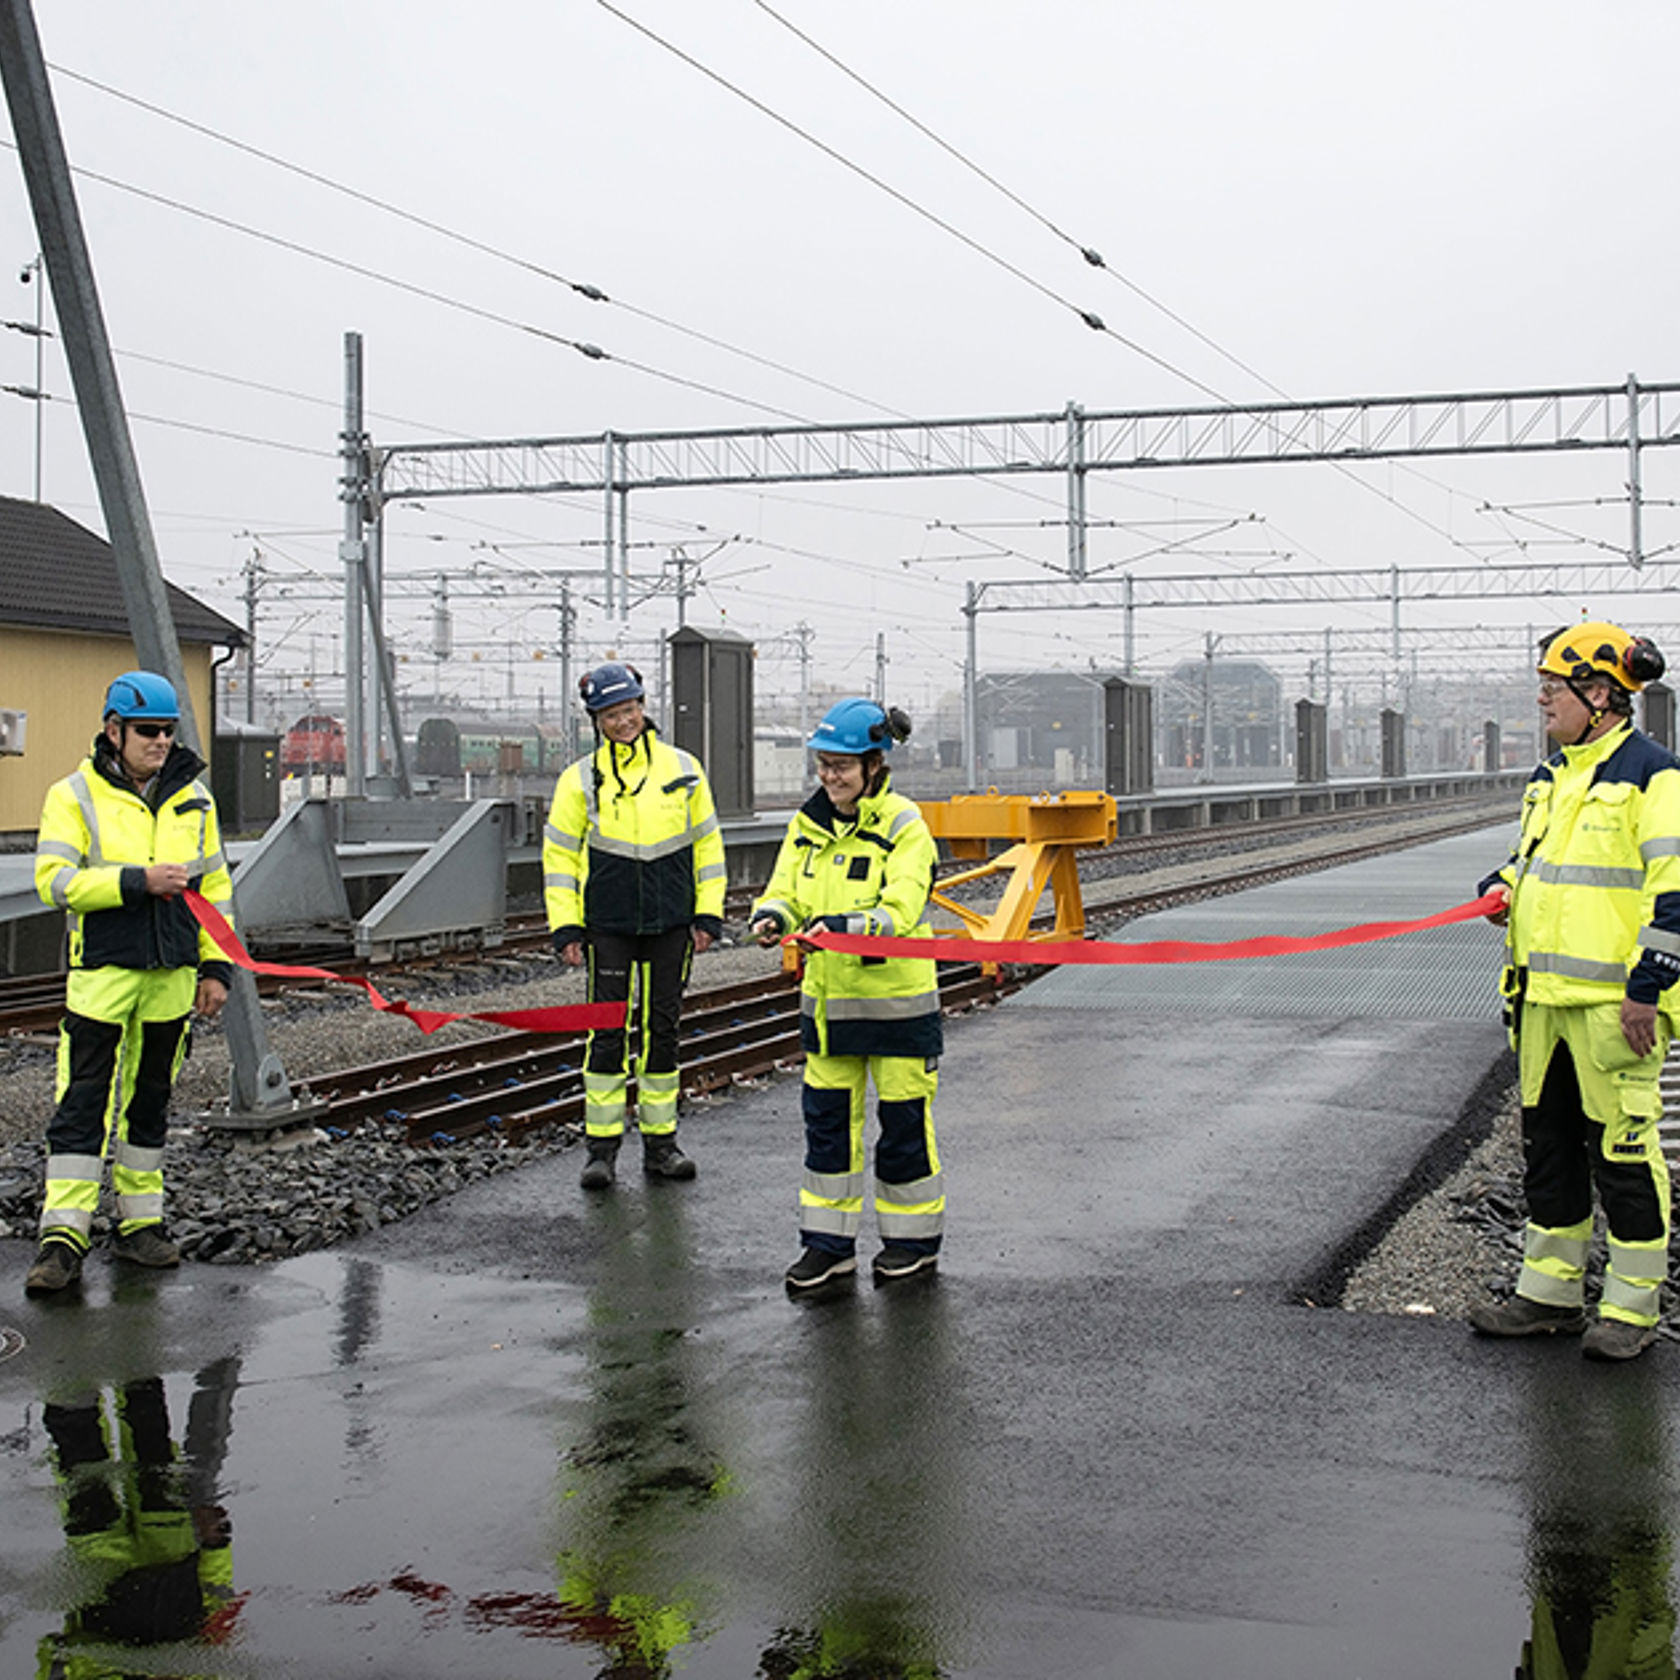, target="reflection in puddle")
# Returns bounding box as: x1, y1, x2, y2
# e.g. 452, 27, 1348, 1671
36, 1357, 243, 1676
1519, 1361, 1677, 1679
